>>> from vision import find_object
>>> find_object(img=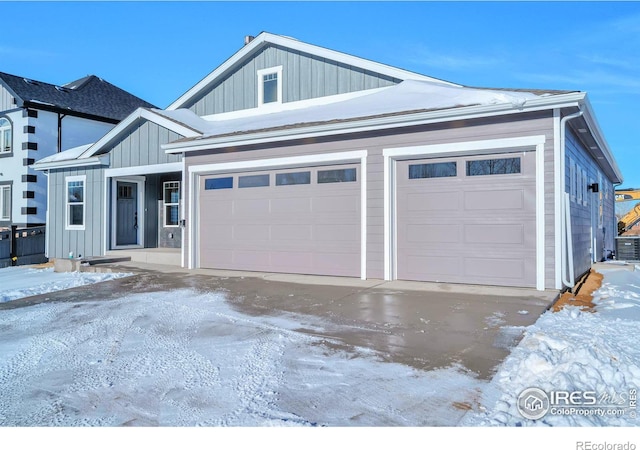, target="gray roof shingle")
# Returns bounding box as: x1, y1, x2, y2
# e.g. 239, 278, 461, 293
0, 71, 156, 121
